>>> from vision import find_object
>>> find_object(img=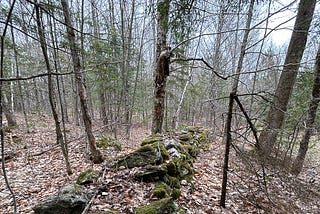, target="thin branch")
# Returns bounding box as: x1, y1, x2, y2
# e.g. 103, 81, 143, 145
0, 71, 74, 82
233, 95, 259, 149
171, 57, 227, 80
